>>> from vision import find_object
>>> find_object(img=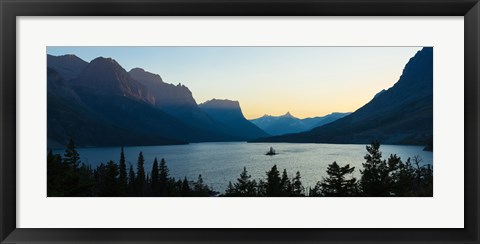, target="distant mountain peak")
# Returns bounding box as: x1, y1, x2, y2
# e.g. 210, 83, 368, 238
282, 112, 295, 118
129, 68, 164, 83
47, 54, 89, 80
91, 56, 120, 65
